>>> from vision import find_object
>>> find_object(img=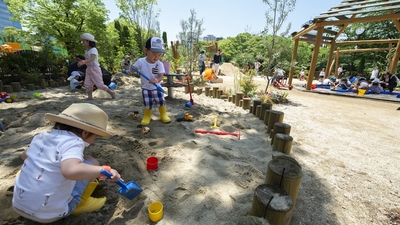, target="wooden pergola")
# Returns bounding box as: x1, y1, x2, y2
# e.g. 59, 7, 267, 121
289, 0, 400, 90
